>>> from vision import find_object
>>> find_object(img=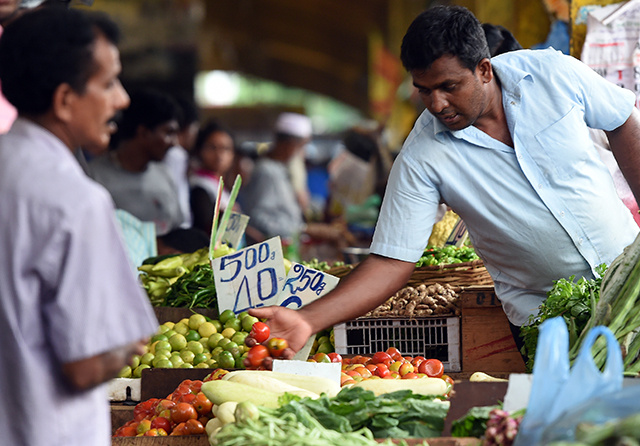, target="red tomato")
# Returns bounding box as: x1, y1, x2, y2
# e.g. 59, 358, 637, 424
170, 422, 187, 436
249, 321, 270, 343
386, 347, 403, 361
327, 352, 343, 363
150, 416, 172, 434
169, 402, 198, 424
184, 418, 205, 435
370, 351, 393, 364
193, 392, 213, 416
266, 337, 288, 357
133, 398, 159, 421
144, 428, 168, 436
442, 374, 455, 386
247, 344, 270, 368
375, 363, 390, 378
418, 358, 444, 378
